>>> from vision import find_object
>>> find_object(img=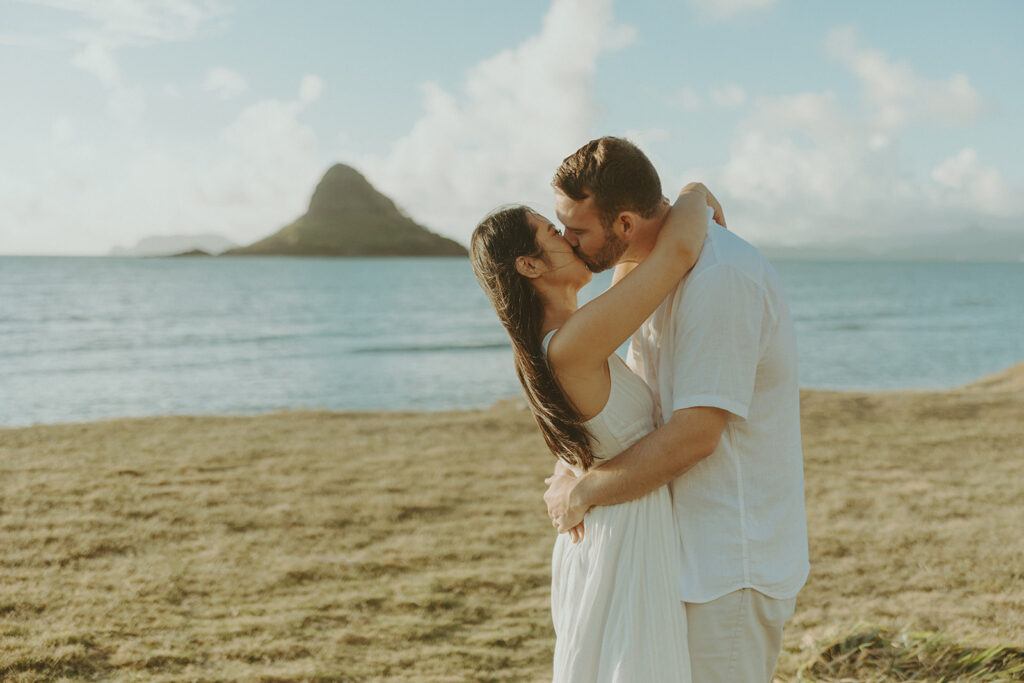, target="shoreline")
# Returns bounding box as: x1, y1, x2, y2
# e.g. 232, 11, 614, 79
3, 359, 1021, 431
4, 253, 1024, 263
